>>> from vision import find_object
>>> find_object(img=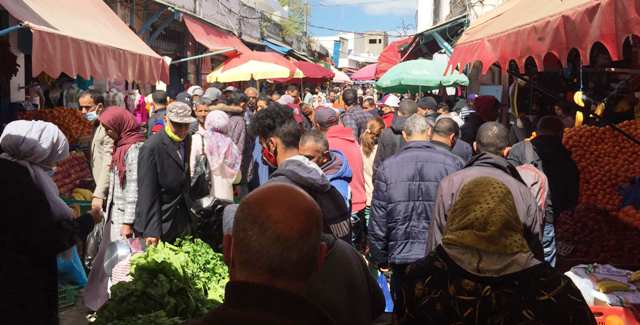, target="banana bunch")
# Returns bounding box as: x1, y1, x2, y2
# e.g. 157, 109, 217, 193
630, 271, 640, 284
72, 188, 93, 201
596, 279, 632, 293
